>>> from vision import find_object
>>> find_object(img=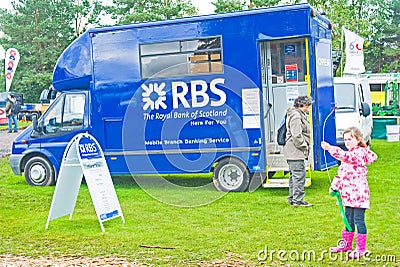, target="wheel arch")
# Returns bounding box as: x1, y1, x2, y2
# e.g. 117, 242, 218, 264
211, 155, 250, 174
